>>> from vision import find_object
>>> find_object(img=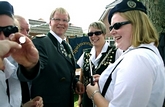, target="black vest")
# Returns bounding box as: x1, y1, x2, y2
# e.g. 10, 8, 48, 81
82, 46, 117, 86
